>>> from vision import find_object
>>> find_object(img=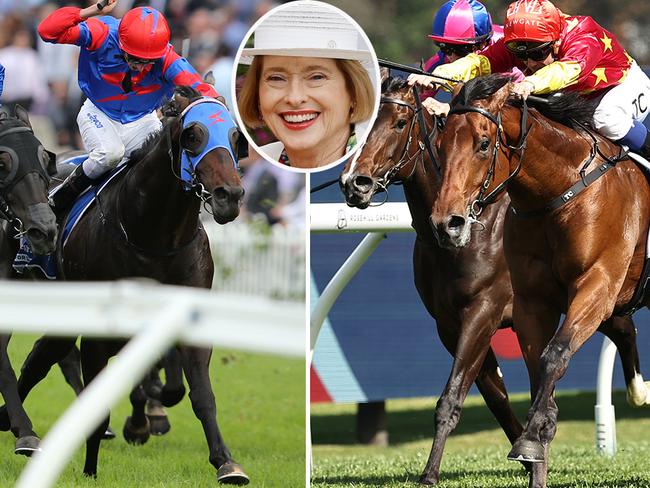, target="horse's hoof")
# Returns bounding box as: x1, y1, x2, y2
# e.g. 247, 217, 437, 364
217, 462, 250, 485
102, 426, 116, 440
160, 385, 186, 407
15, 436, 41, 457
146, 400, 170, 435
147, 415, 171, 436
418, 474, 438, 485
122, 416, 150, 445
508, 439, 545, 463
